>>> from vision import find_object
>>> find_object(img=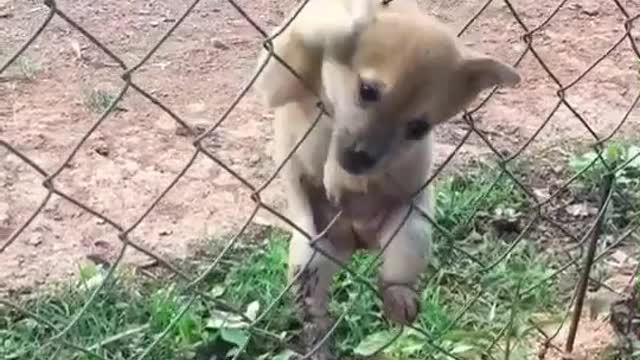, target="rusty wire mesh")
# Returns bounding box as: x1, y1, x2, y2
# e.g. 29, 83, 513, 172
1, 0, 639, 359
